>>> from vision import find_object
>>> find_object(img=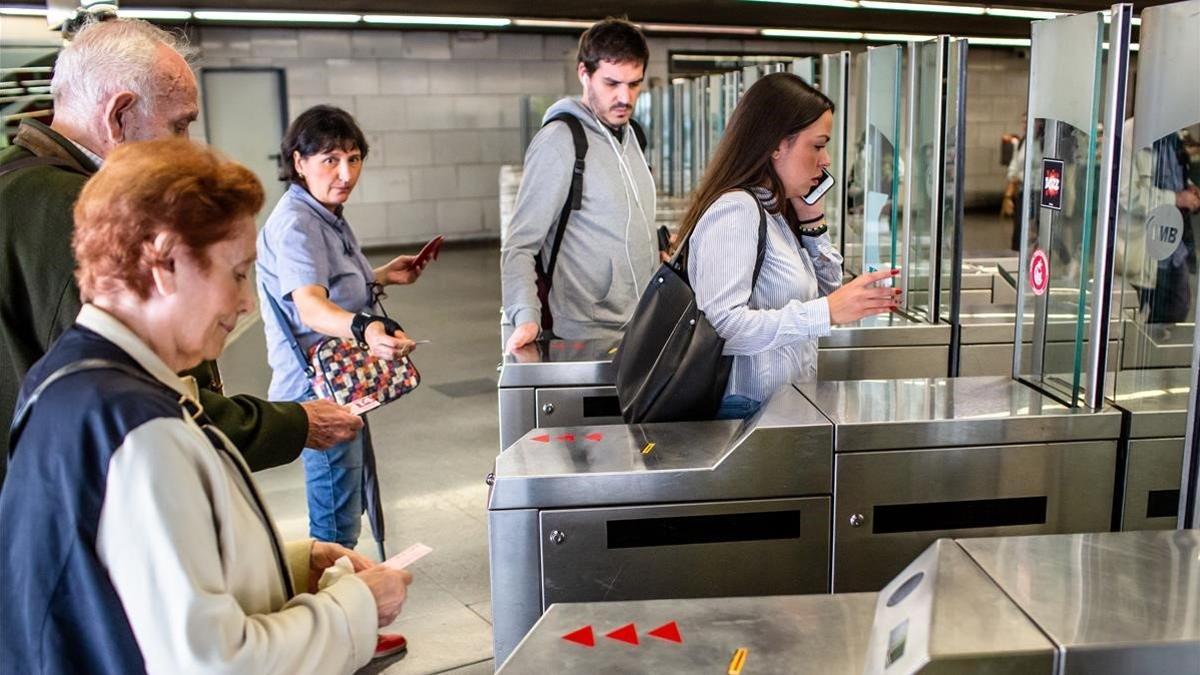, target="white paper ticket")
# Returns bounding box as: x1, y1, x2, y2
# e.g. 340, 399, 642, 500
347, 396, 381, 416
383, 542, 433, 571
